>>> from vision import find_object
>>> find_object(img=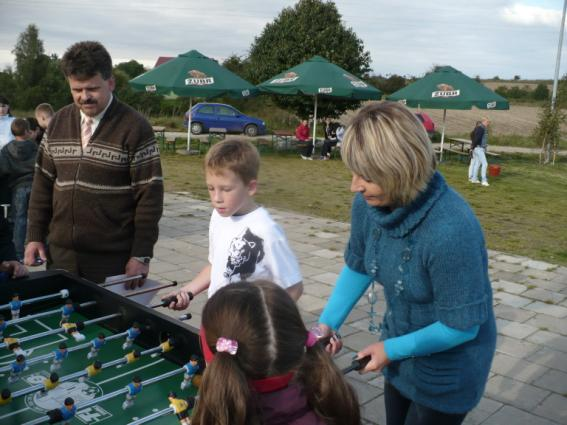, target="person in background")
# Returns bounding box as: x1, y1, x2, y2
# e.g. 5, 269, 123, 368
193, 280, 360, 425
0, 95, 15, 149
26, 117, 43, 145
320, 118, 339, 160
295, 119, 313, 160
24, 41, 163, 286
314, 102, 496, 425
0, 118, 38, 261
34, 103, 55, 144
0, 215, 27, 280
469, 117, 490, 187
